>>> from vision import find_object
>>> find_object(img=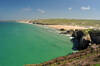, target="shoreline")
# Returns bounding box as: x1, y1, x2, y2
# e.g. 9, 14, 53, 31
17, 20, 89, 31
12, 20, 100, 66
16, 20, 90, 38
46, 25, 88, 30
